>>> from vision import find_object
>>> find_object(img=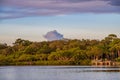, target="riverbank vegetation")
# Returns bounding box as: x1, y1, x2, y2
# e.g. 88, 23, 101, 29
0, 34, 120, 65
